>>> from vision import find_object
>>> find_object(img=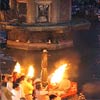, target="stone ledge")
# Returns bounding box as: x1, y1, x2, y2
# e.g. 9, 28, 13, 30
7, 40, 73, 50
1, 19, 91, 31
